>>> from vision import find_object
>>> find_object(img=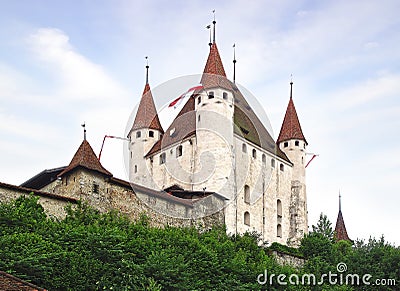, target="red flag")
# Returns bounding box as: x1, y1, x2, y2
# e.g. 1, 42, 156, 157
305, 154, 318, 168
